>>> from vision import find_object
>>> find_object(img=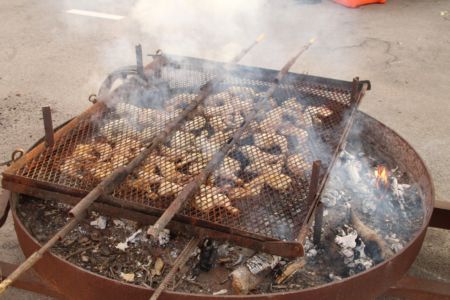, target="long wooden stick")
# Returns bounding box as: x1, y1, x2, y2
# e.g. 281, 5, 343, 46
0, 36, 263, 294
0, 213, 84, 293
148, 38, 316, 238
149, 237, 200, 300
350, 209, 394, 260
